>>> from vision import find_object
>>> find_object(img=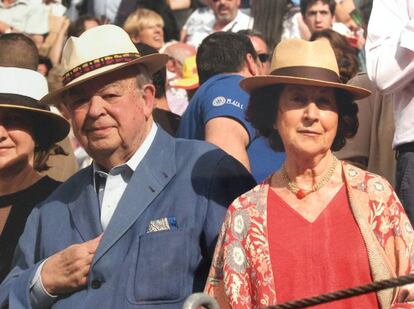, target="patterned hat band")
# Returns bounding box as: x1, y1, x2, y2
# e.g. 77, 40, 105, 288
62, 53, 141, 85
